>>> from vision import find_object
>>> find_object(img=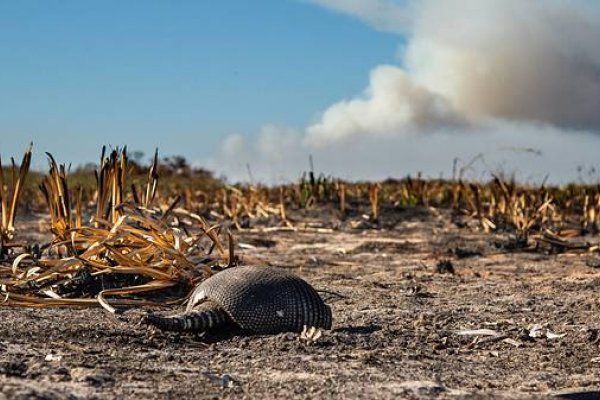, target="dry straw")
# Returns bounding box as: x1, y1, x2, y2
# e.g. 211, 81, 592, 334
0, 143, 32, 249
1, 147, 230, 313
